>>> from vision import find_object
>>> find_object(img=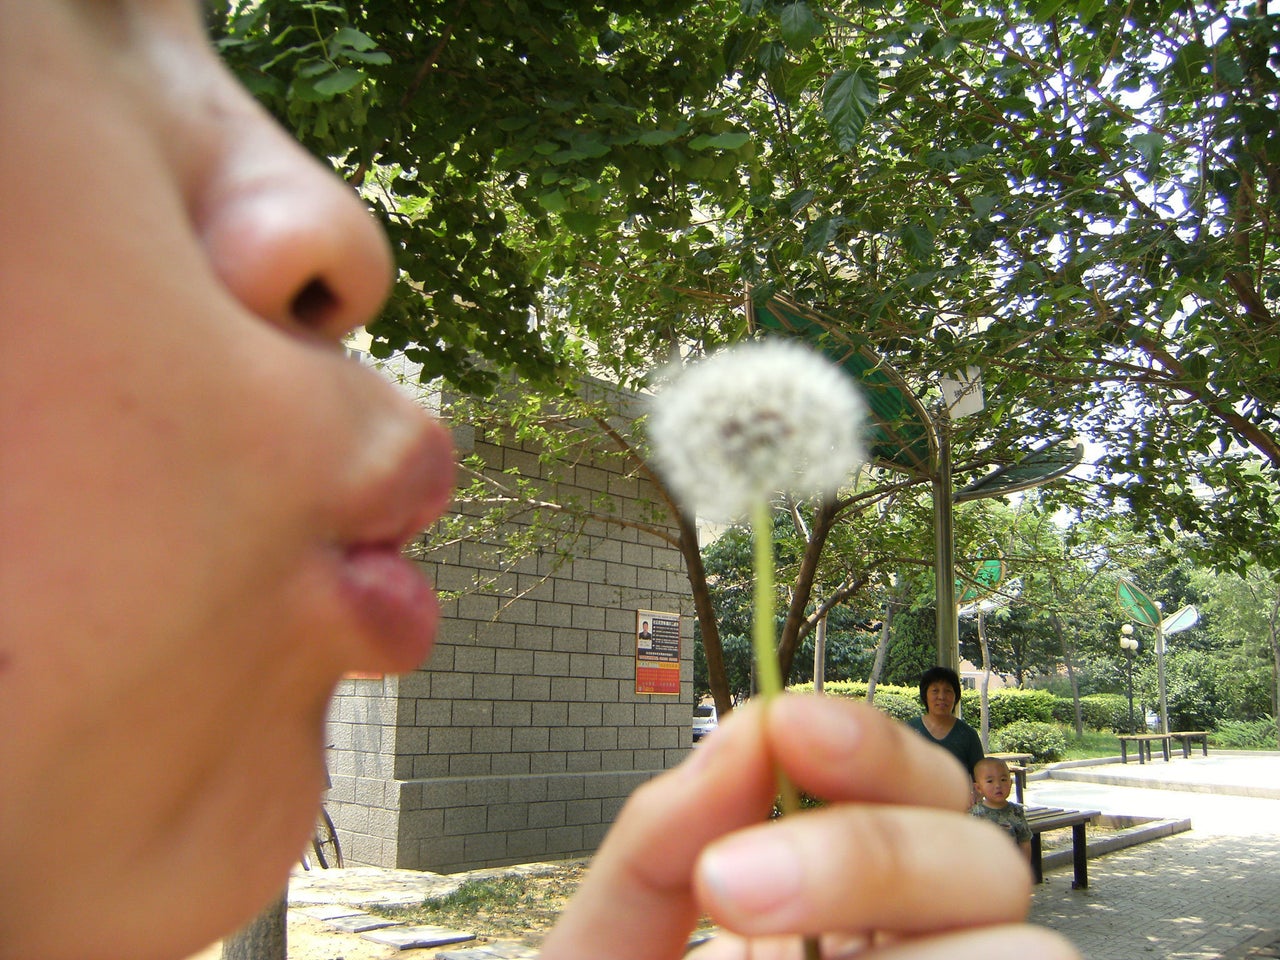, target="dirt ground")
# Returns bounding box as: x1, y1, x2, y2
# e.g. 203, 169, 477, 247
185, 864, 583, 960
